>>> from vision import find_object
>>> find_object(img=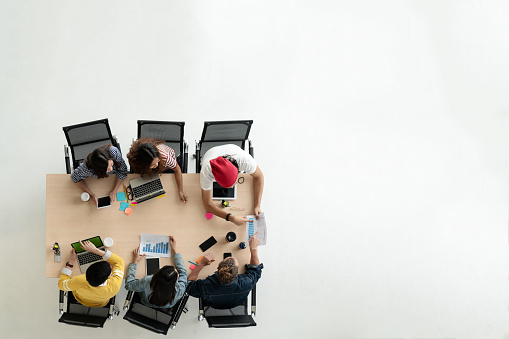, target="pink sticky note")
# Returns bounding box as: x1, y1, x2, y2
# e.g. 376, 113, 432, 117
205, 212, 213, 220
190, 264, 196, 270
125, 207, 133, 215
